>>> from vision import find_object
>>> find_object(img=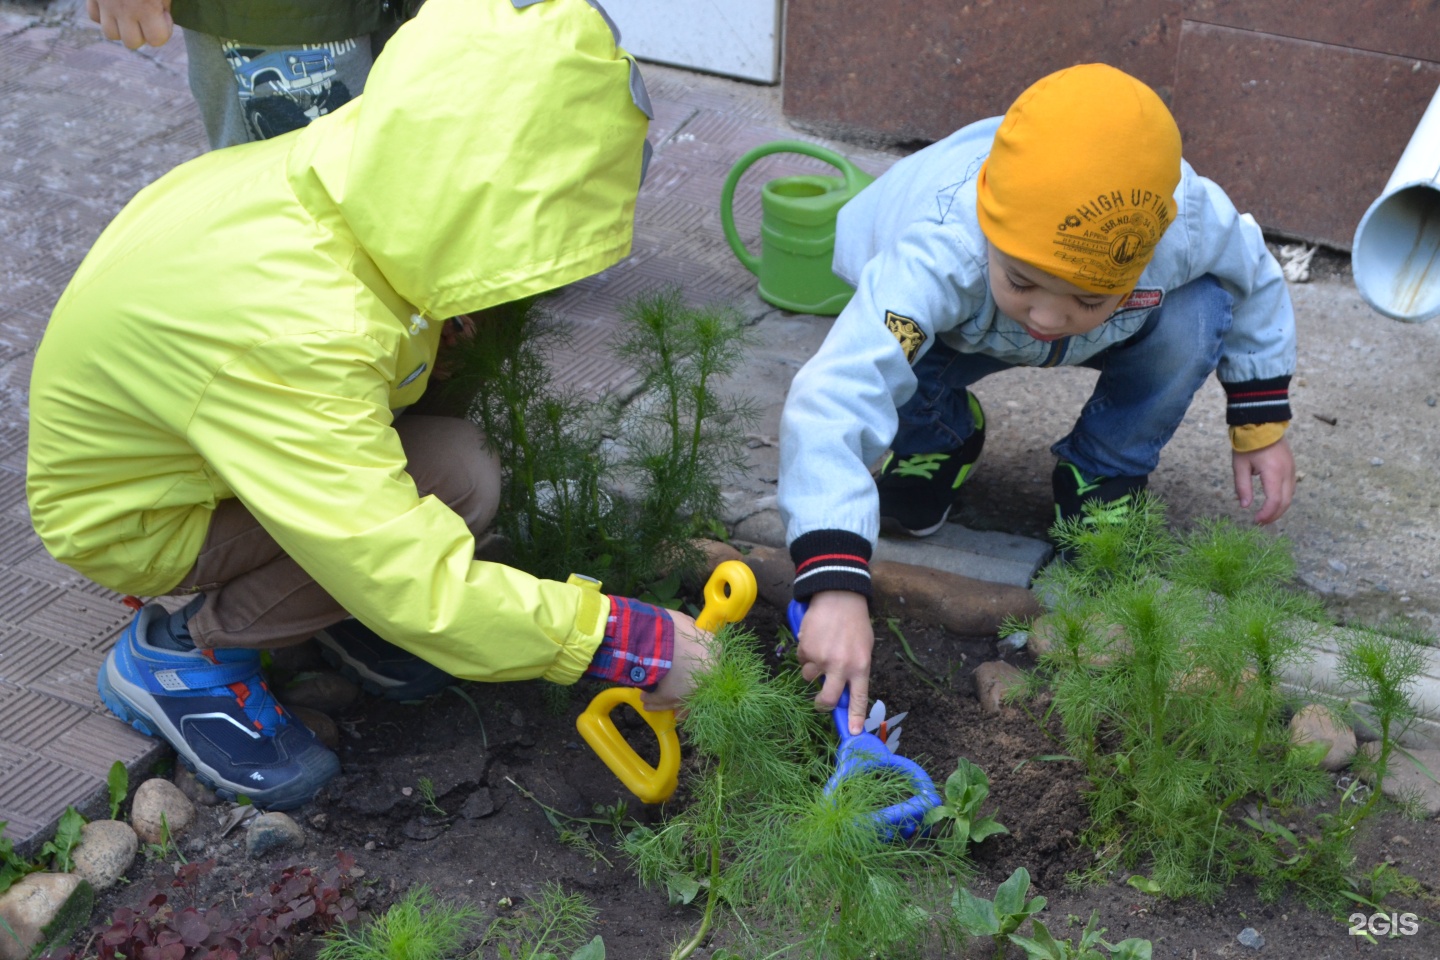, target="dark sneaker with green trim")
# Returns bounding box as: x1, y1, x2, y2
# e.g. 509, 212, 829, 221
314, 619, 454, 701
1051, 460, 1149, 530
877, 391, 985, 537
